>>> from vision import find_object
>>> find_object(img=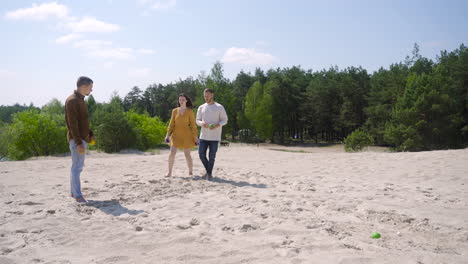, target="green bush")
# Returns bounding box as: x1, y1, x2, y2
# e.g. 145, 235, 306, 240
5, 111, 68, 160
126, 111, 166, 151
344, 129, 374, 152
0, 122, 8, 160
92, 102, 136, 153
41, 98, 66, 127
384, 123, 424, 151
